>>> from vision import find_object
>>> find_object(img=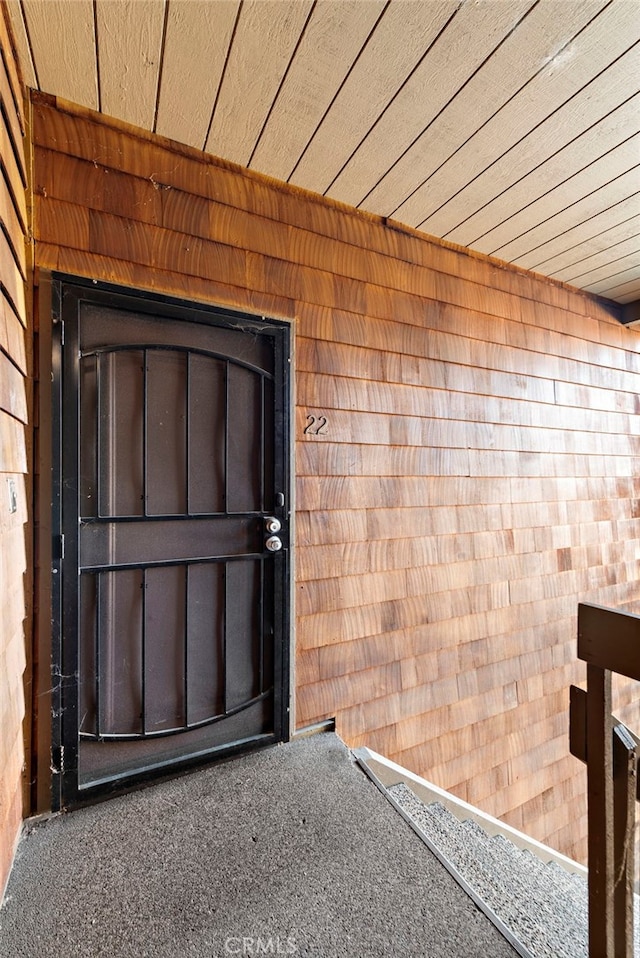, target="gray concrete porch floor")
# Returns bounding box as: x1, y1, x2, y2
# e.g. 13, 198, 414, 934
0, 731, 518, 958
